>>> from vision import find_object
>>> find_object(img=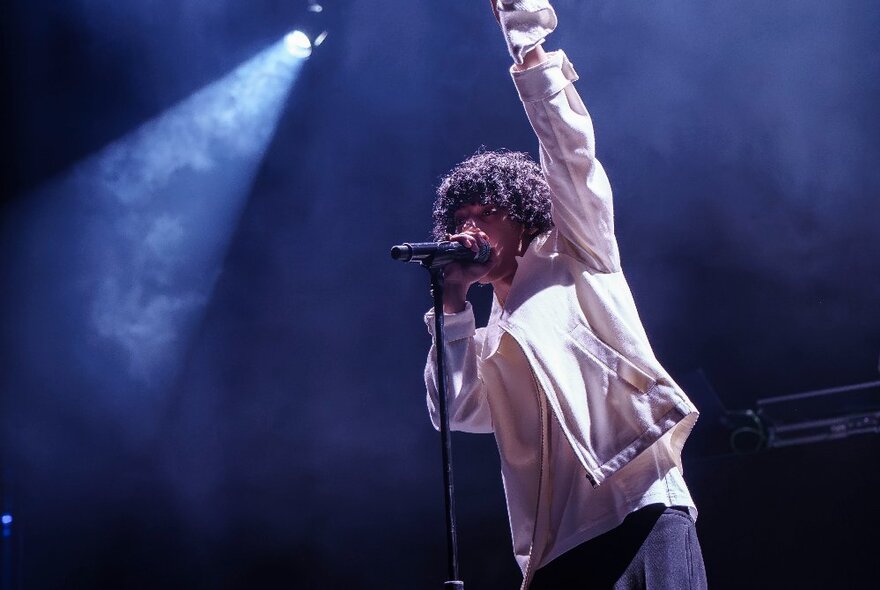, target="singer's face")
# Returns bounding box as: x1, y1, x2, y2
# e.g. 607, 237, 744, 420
452, 203, 528, 286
